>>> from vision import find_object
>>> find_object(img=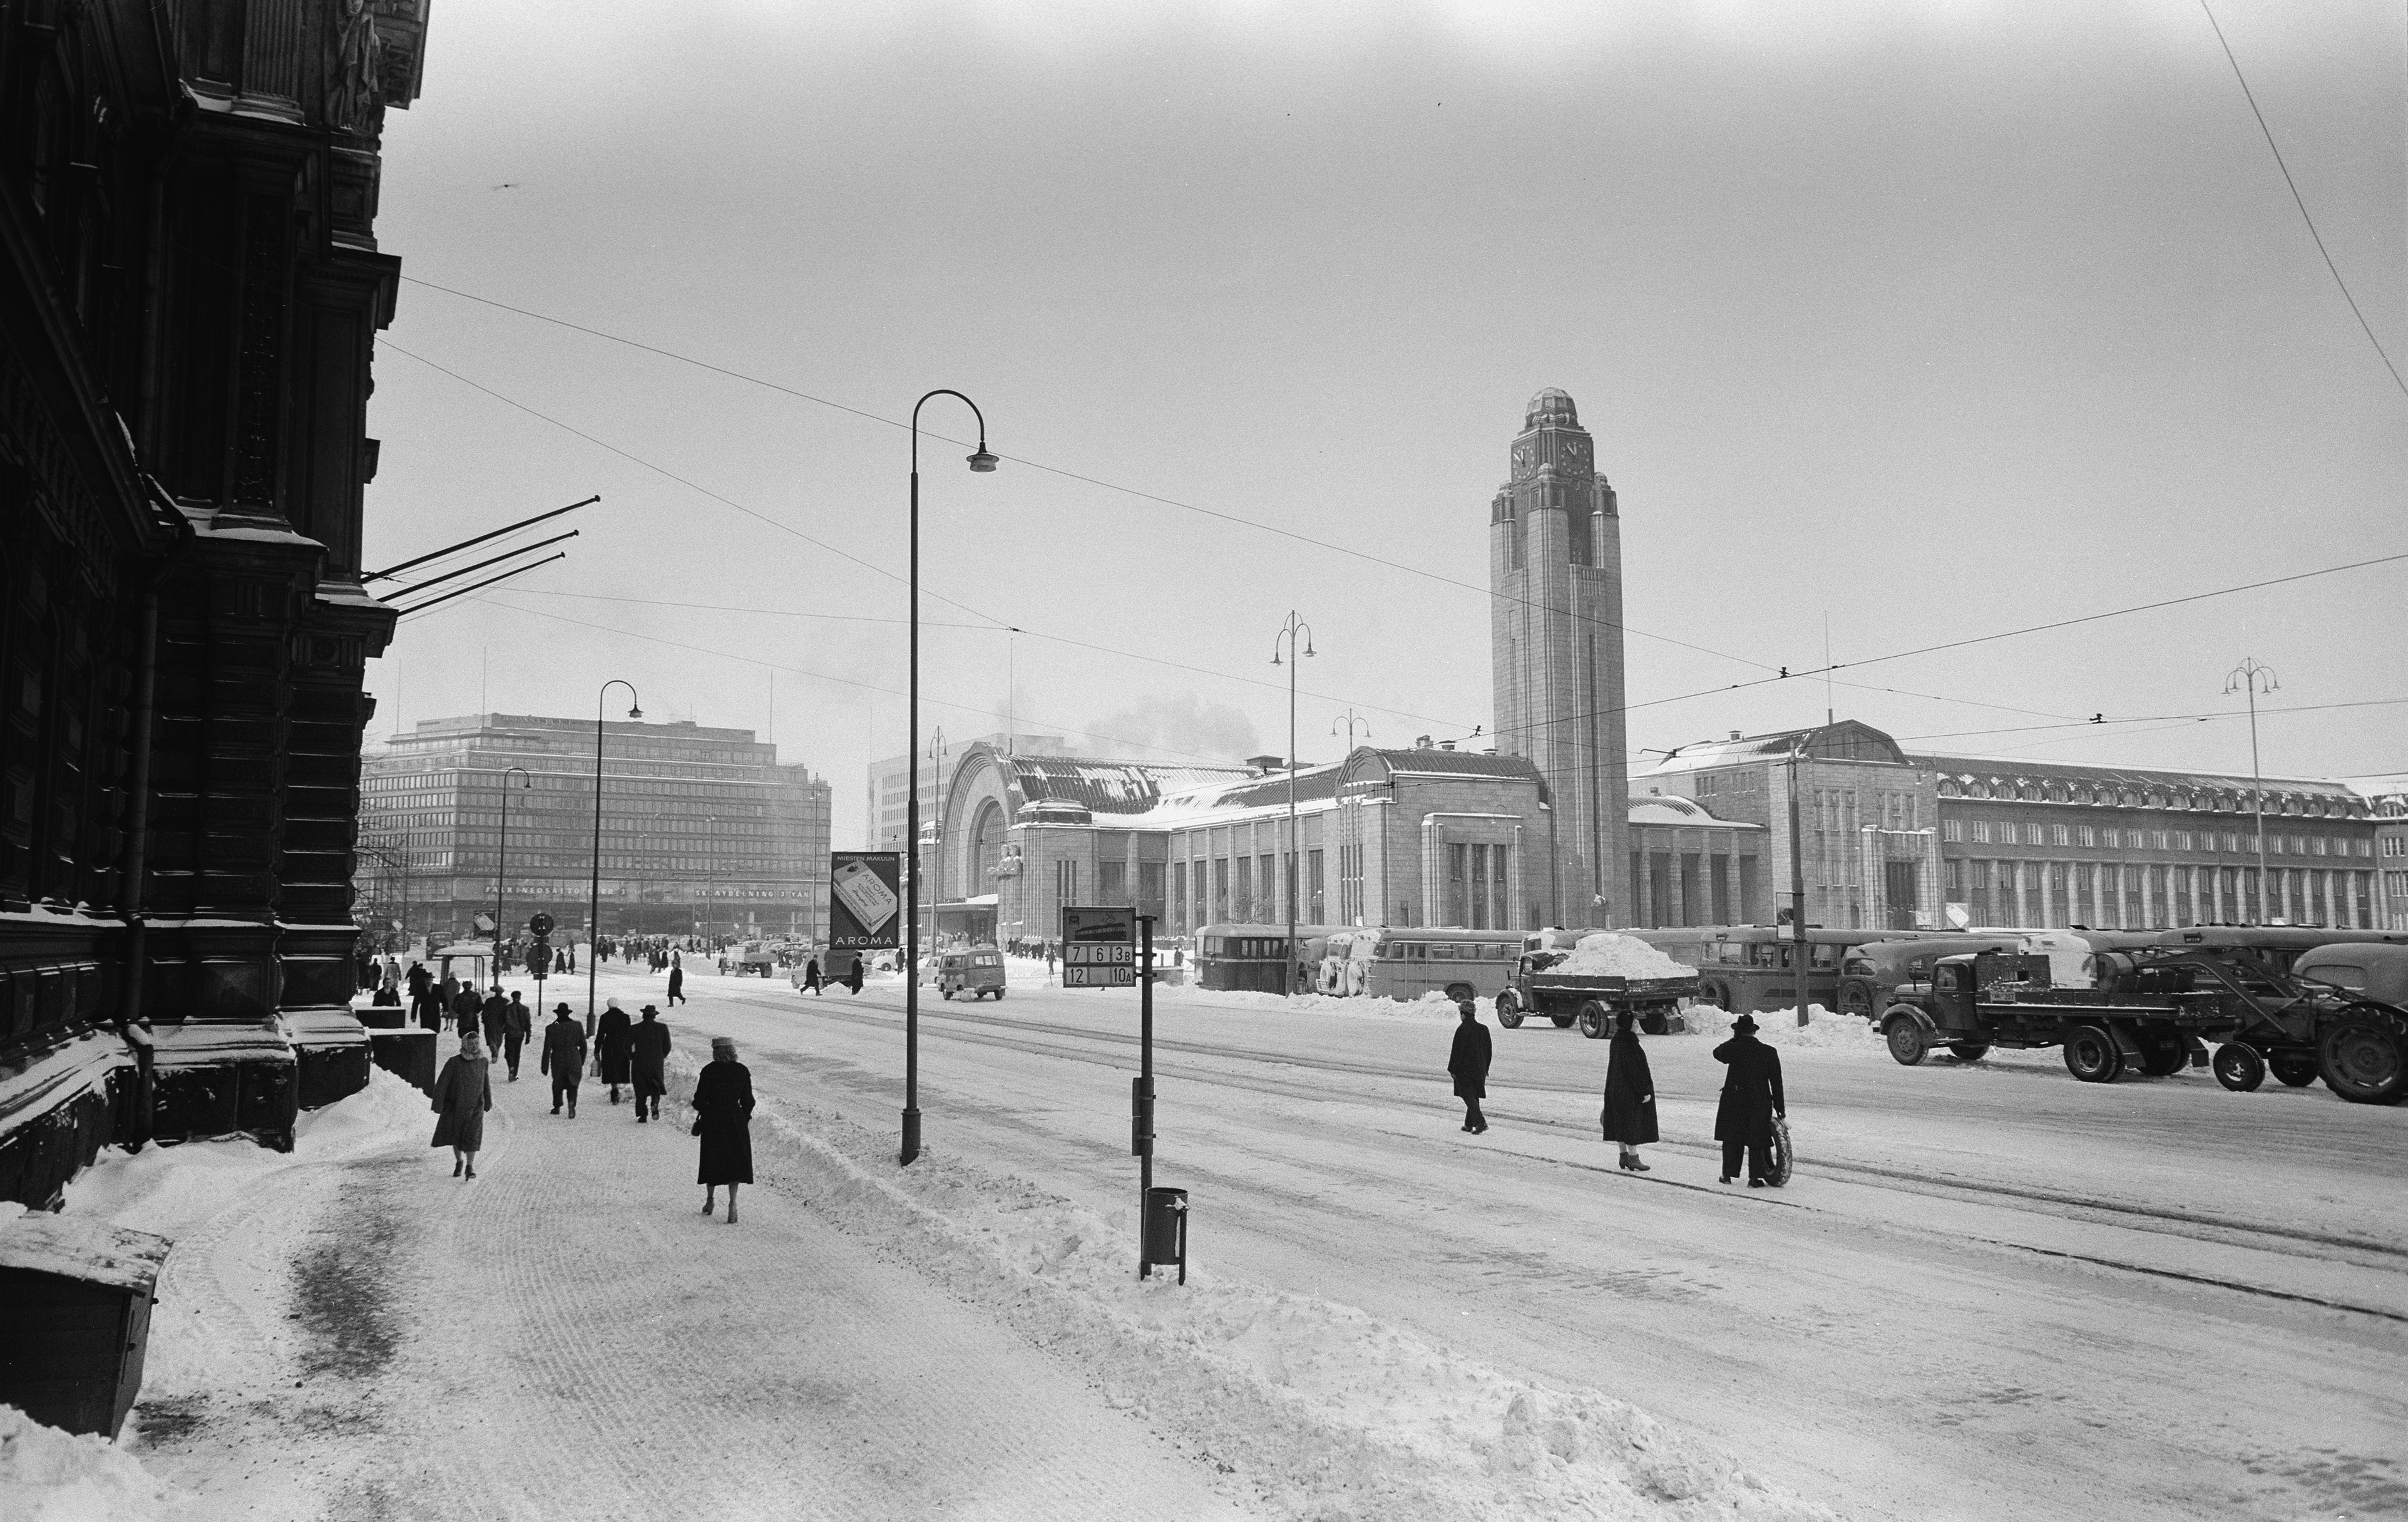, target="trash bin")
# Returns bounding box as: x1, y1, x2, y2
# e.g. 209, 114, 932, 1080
1142, 1186, 1187, 1284
0, 1213, 172, 1437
